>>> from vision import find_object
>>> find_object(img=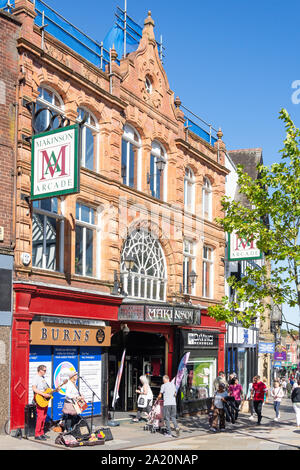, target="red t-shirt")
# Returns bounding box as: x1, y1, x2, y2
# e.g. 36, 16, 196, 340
252, 382, 267, 401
